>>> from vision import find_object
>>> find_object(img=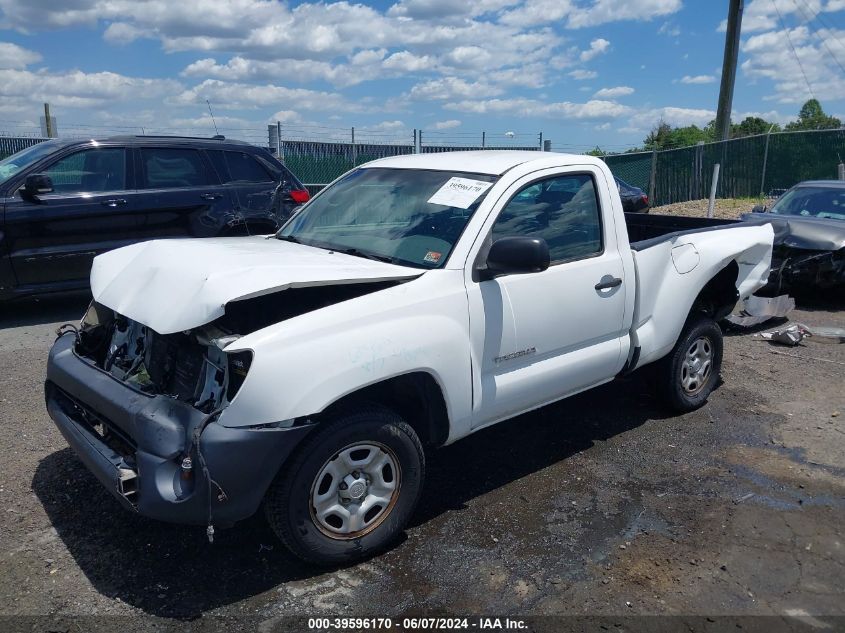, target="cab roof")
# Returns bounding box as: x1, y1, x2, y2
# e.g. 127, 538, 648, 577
363, 150, 602, 176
